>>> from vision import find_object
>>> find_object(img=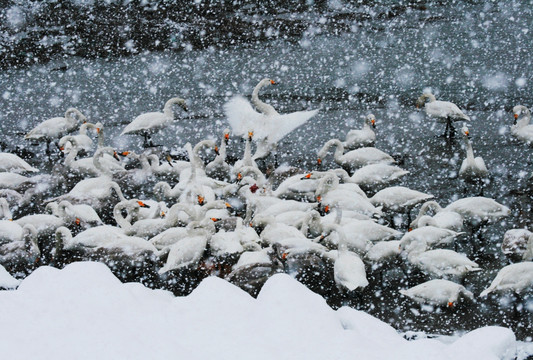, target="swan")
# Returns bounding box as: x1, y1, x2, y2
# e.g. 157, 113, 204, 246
314, 172, 381, 218
343, 113, 376, 150
0, 153, 38, 173
205, 128, 231, 182
511, 105, 533, 144
400, 238, 480, 280
0, 223, 40, 275
224, 78, 319, 161
349, 163, 409, 189
416, 93, 470, 137
479, 261, 533, 297
45, 200, 103, 228
58, 121, 98, 154
523, 232, 533, 261
0, 219, 24, 244
409, 200, 464, 232
0, 172, 33, 191
232, 131, 258, 177
149, 218, 217, 254
501, 228, 531, 261
365, 240, 401, 266
317, 139, 394, 172
121, 97, 188, 147
25, 107, 87, 155
400, 279, 474, 307
328, 223, 369, 291
369, 186, 434, 223
459, 125, 489, 183
61, 141, 123, 177
0, 264, 20, 289
443, 196, 510, 227
15, 213, 64, 236
158, 230, 210, 274
399, 226, 463, 250
54, 226, 158, 263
